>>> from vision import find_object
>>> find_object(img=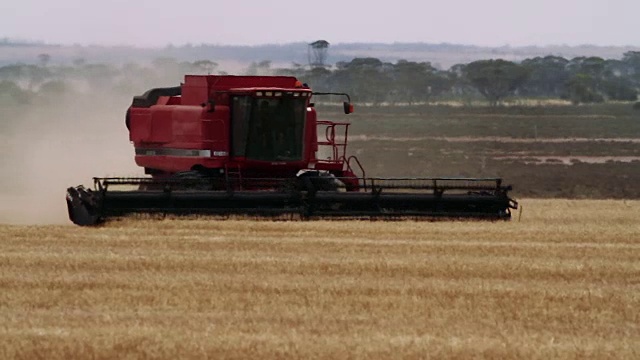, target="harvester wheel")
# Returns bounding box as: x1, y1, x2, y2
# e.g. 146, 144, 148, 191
139, 170, 220, 191
173, 170, 218, 190
296, 171, 340, 192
